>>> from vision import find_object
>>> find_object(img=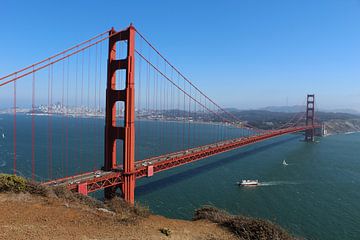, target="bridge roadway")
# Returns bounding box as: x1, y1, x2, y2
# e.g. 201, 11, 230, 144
44, 125, 318, 194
